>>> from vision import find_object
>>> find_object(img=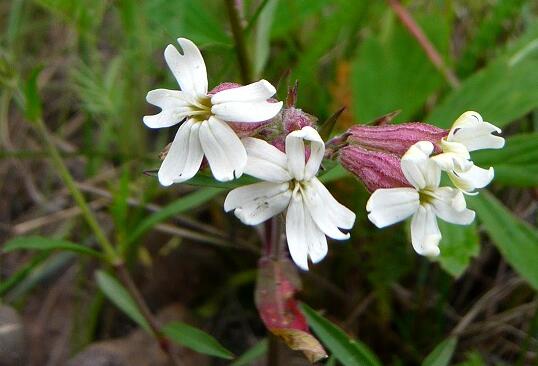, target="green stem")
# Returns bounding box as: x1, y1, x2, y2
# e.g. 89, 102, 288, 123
32, 117, 118, 262
225, 0, 253, 84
